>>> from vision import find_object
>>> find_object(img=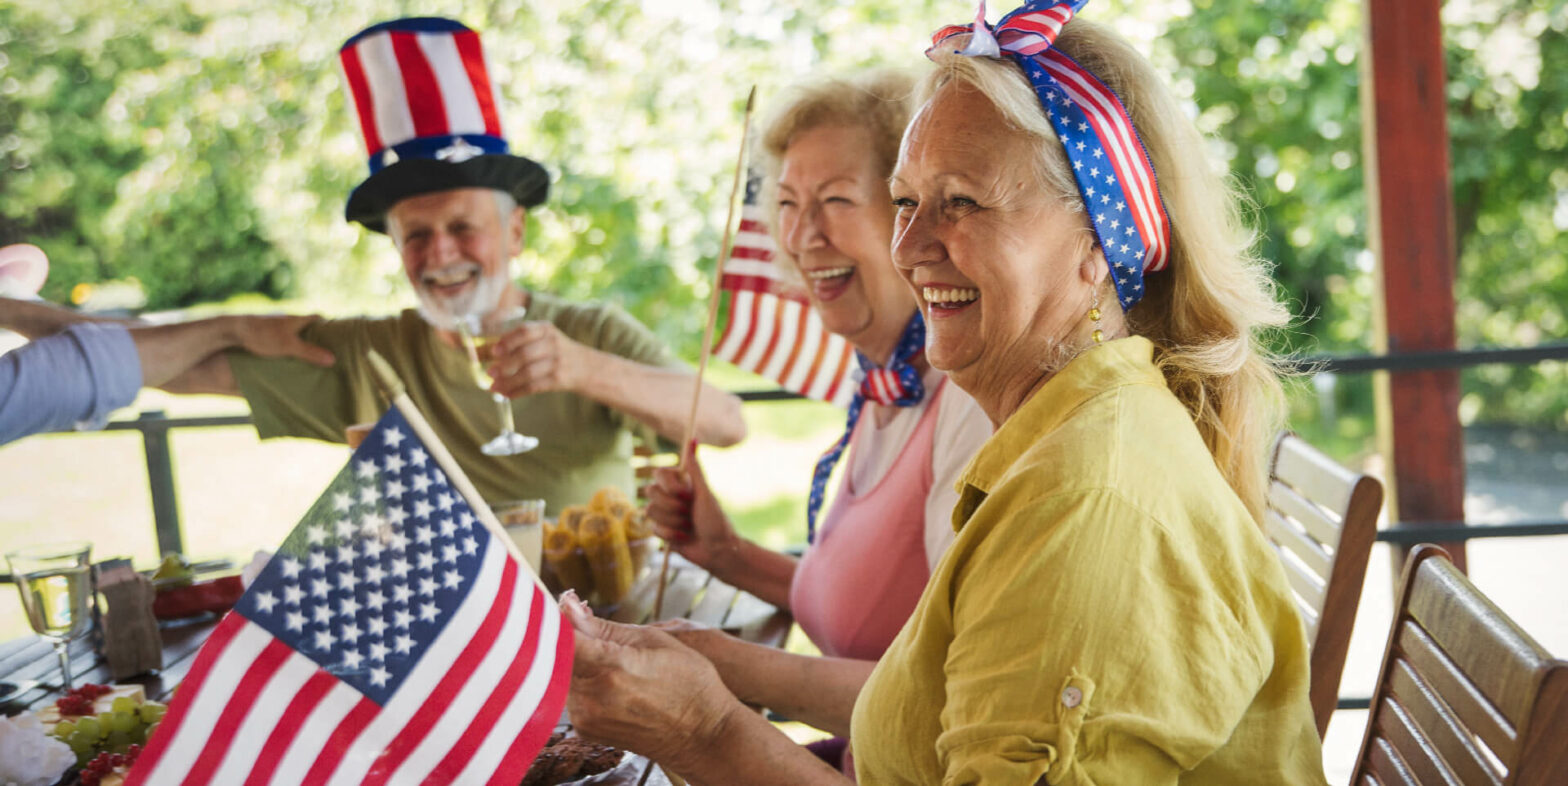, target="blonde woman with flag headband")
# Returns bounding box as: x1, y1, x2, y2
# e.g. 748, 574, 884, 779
642, 68, 991, 774
562, 2, 1328, 783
